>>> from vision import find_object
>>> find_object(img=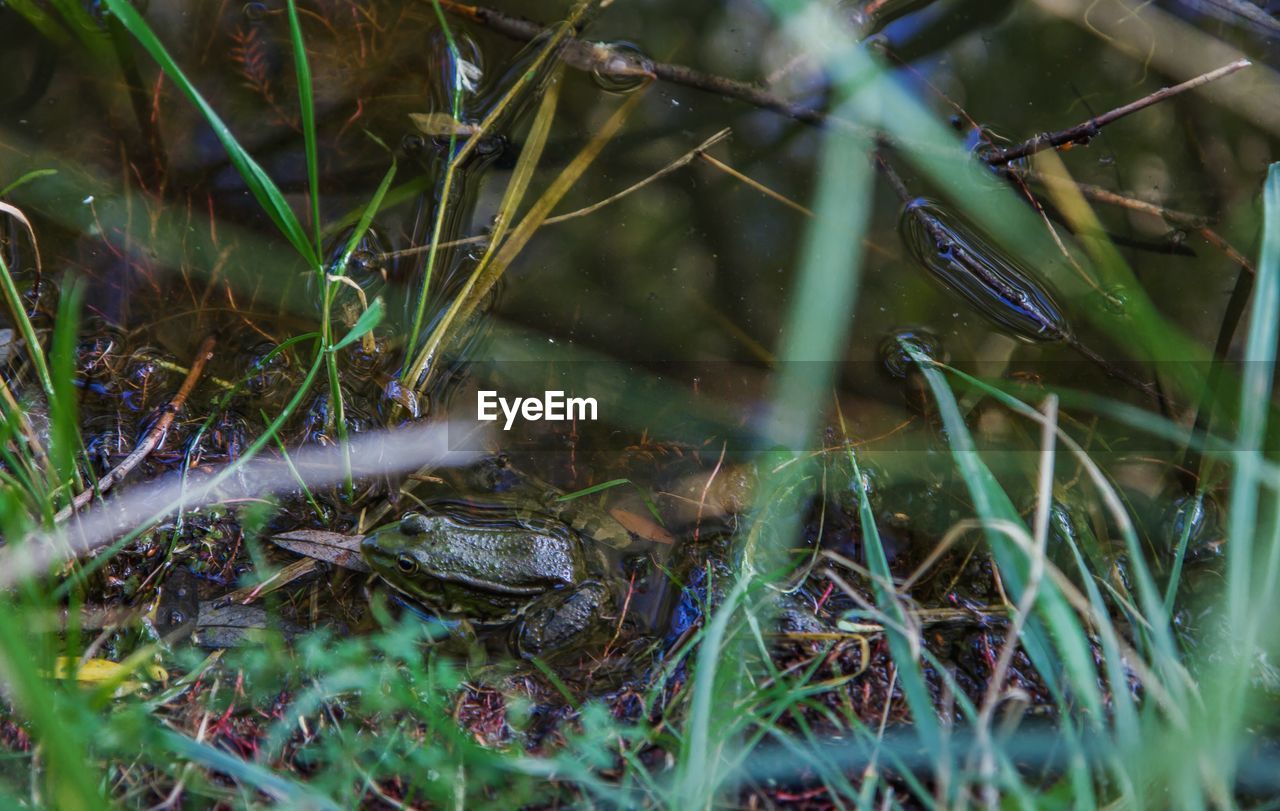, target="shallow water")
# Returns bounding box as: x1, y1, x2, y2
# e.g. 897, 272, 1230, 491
0, 0, 1274, 655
